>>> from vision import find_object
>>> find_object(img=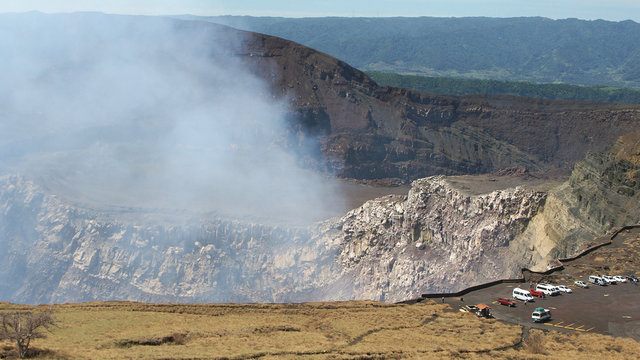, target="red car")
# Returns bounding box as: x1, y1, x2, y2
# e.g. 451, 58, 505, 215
497, 298, 516, 307
529, 289, 544, 297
